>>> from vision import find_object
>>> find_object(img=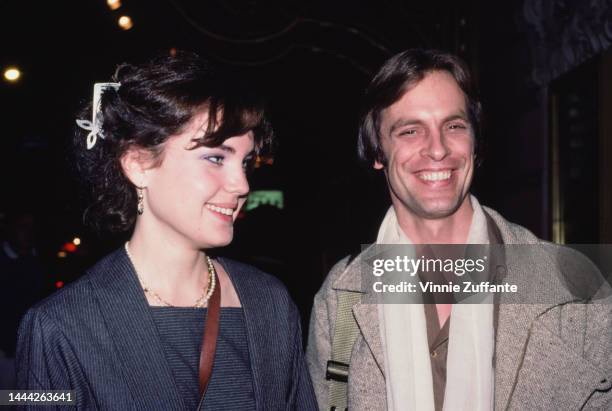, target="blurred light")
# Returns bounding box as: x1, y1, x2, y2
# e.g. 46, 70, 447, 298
57, 251, 67, 258
55, 281, 64, 288
118, 15, 133, 30
3, 67, 21, 82
245, 190, 284, 211
255, 155, 274, 168
107, 0, 121, 10
73, 237, 81, 246
169, 48, 177, 57
63, 242, 77, 253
